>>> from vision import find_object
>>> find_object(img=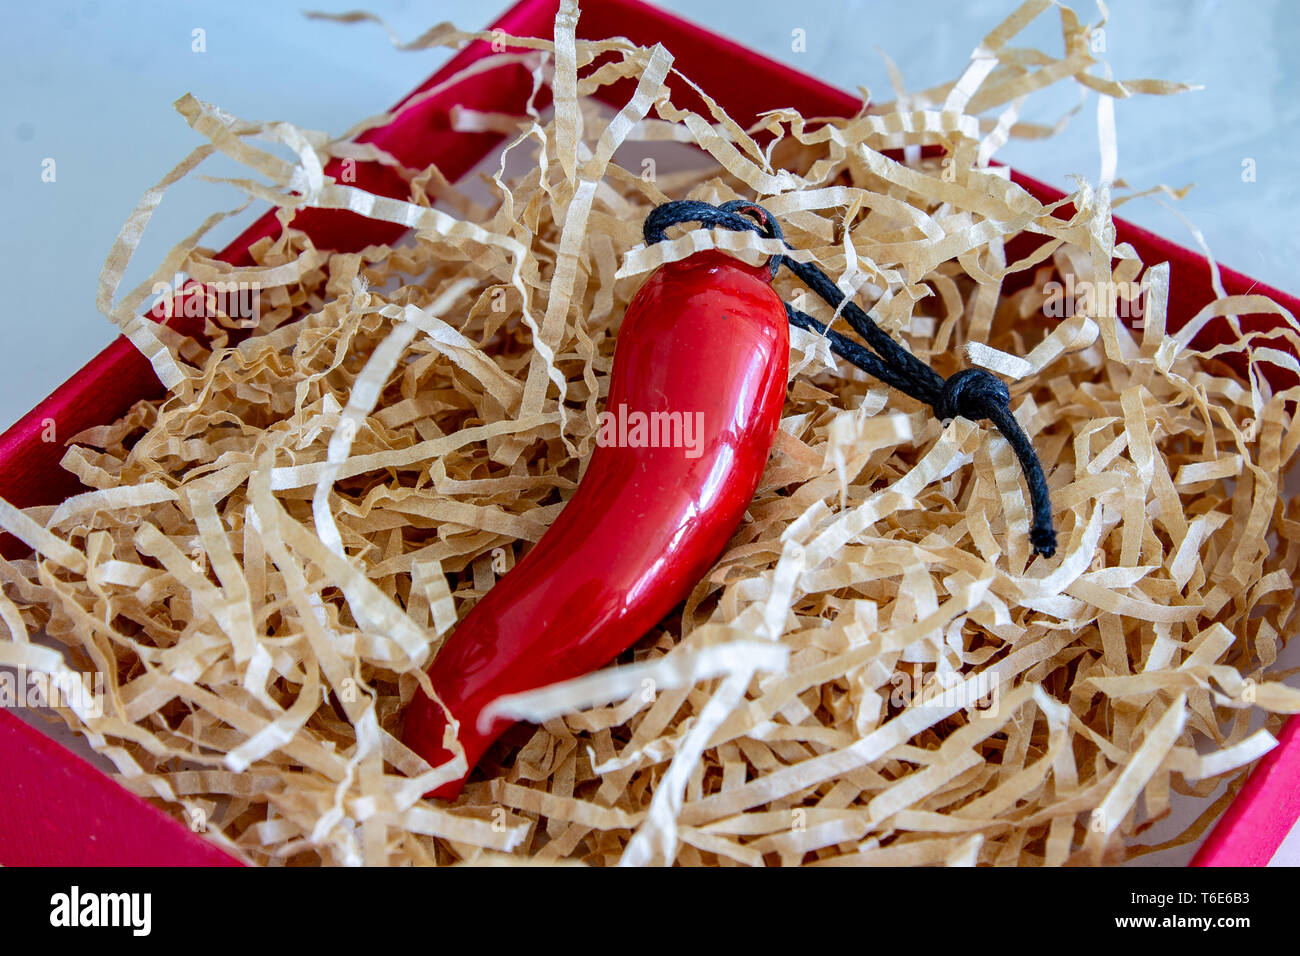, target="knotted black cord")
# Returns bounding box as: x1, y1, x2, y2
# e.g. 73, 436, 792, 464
644, 198, 1057, 558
